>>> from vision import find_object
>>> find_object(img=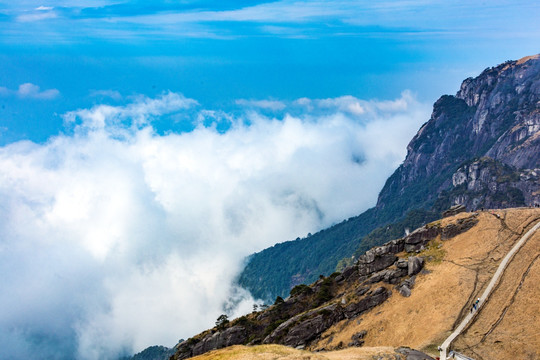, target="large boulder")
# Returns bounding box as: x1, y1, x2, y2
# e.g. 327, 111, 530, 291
344, 287, 390, 318
404, 226, 440, 252
263, 304, 344, 347
191, 326, 247, 357
357, 254, 397, 275
441, 215, 479, 240
408, 256, 424, 276
442, 204, 466, 218
396, 347, 435, 360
